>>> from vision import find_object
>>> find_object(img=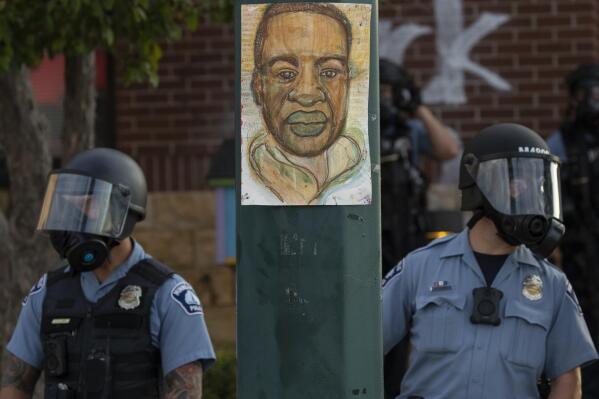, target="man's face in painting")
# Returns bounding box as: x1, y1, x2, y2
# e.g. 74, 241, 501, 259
253, 11, 351, 157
